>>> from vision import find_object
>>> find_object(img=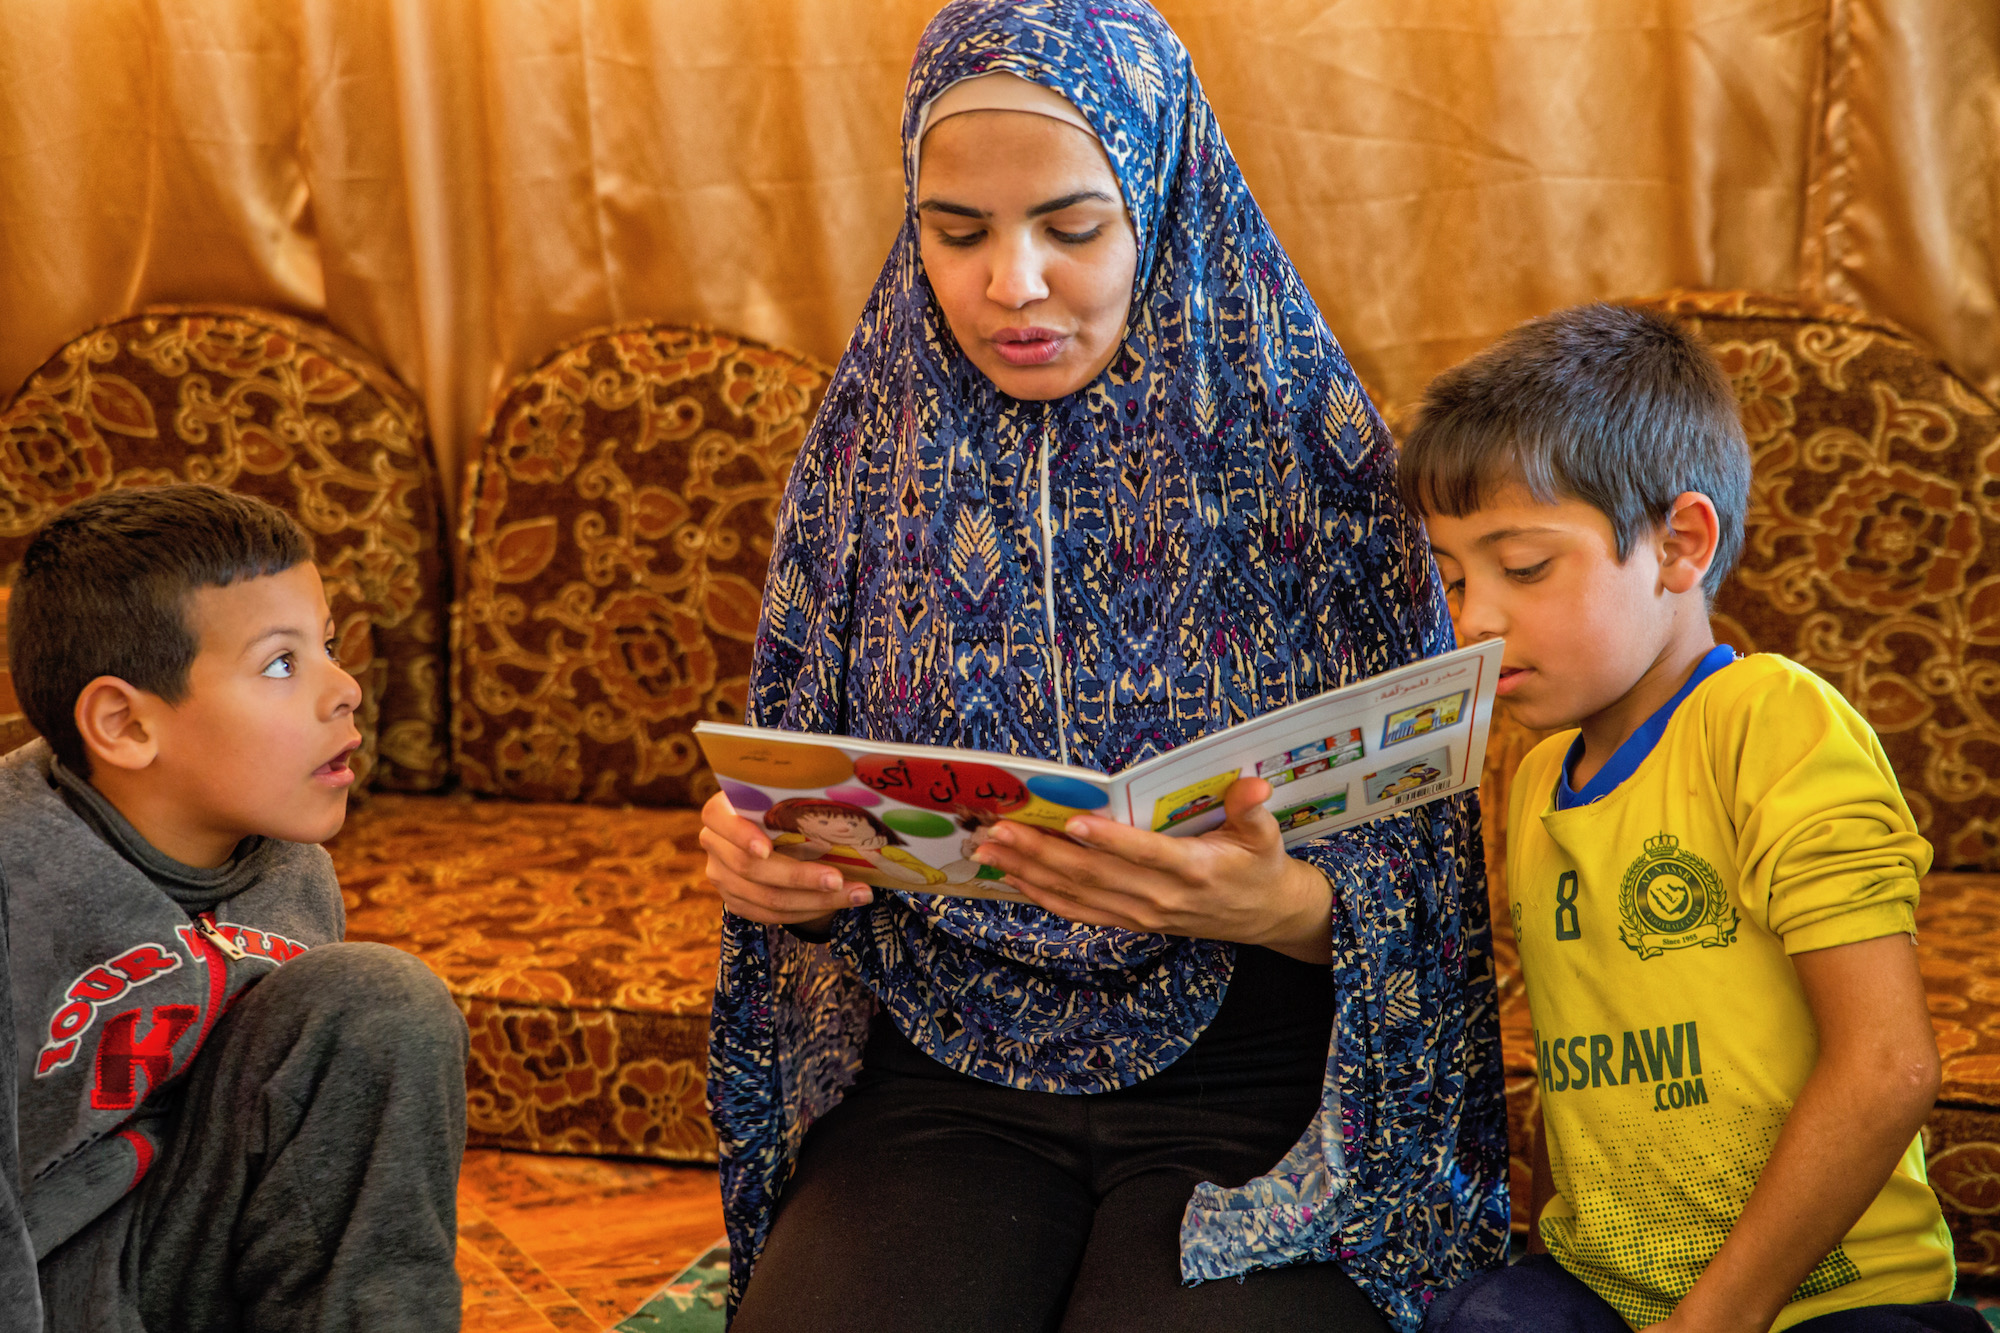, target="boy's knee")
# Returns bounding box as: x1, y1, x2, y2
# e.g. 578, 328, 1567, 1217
254, 941, 466, 1059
